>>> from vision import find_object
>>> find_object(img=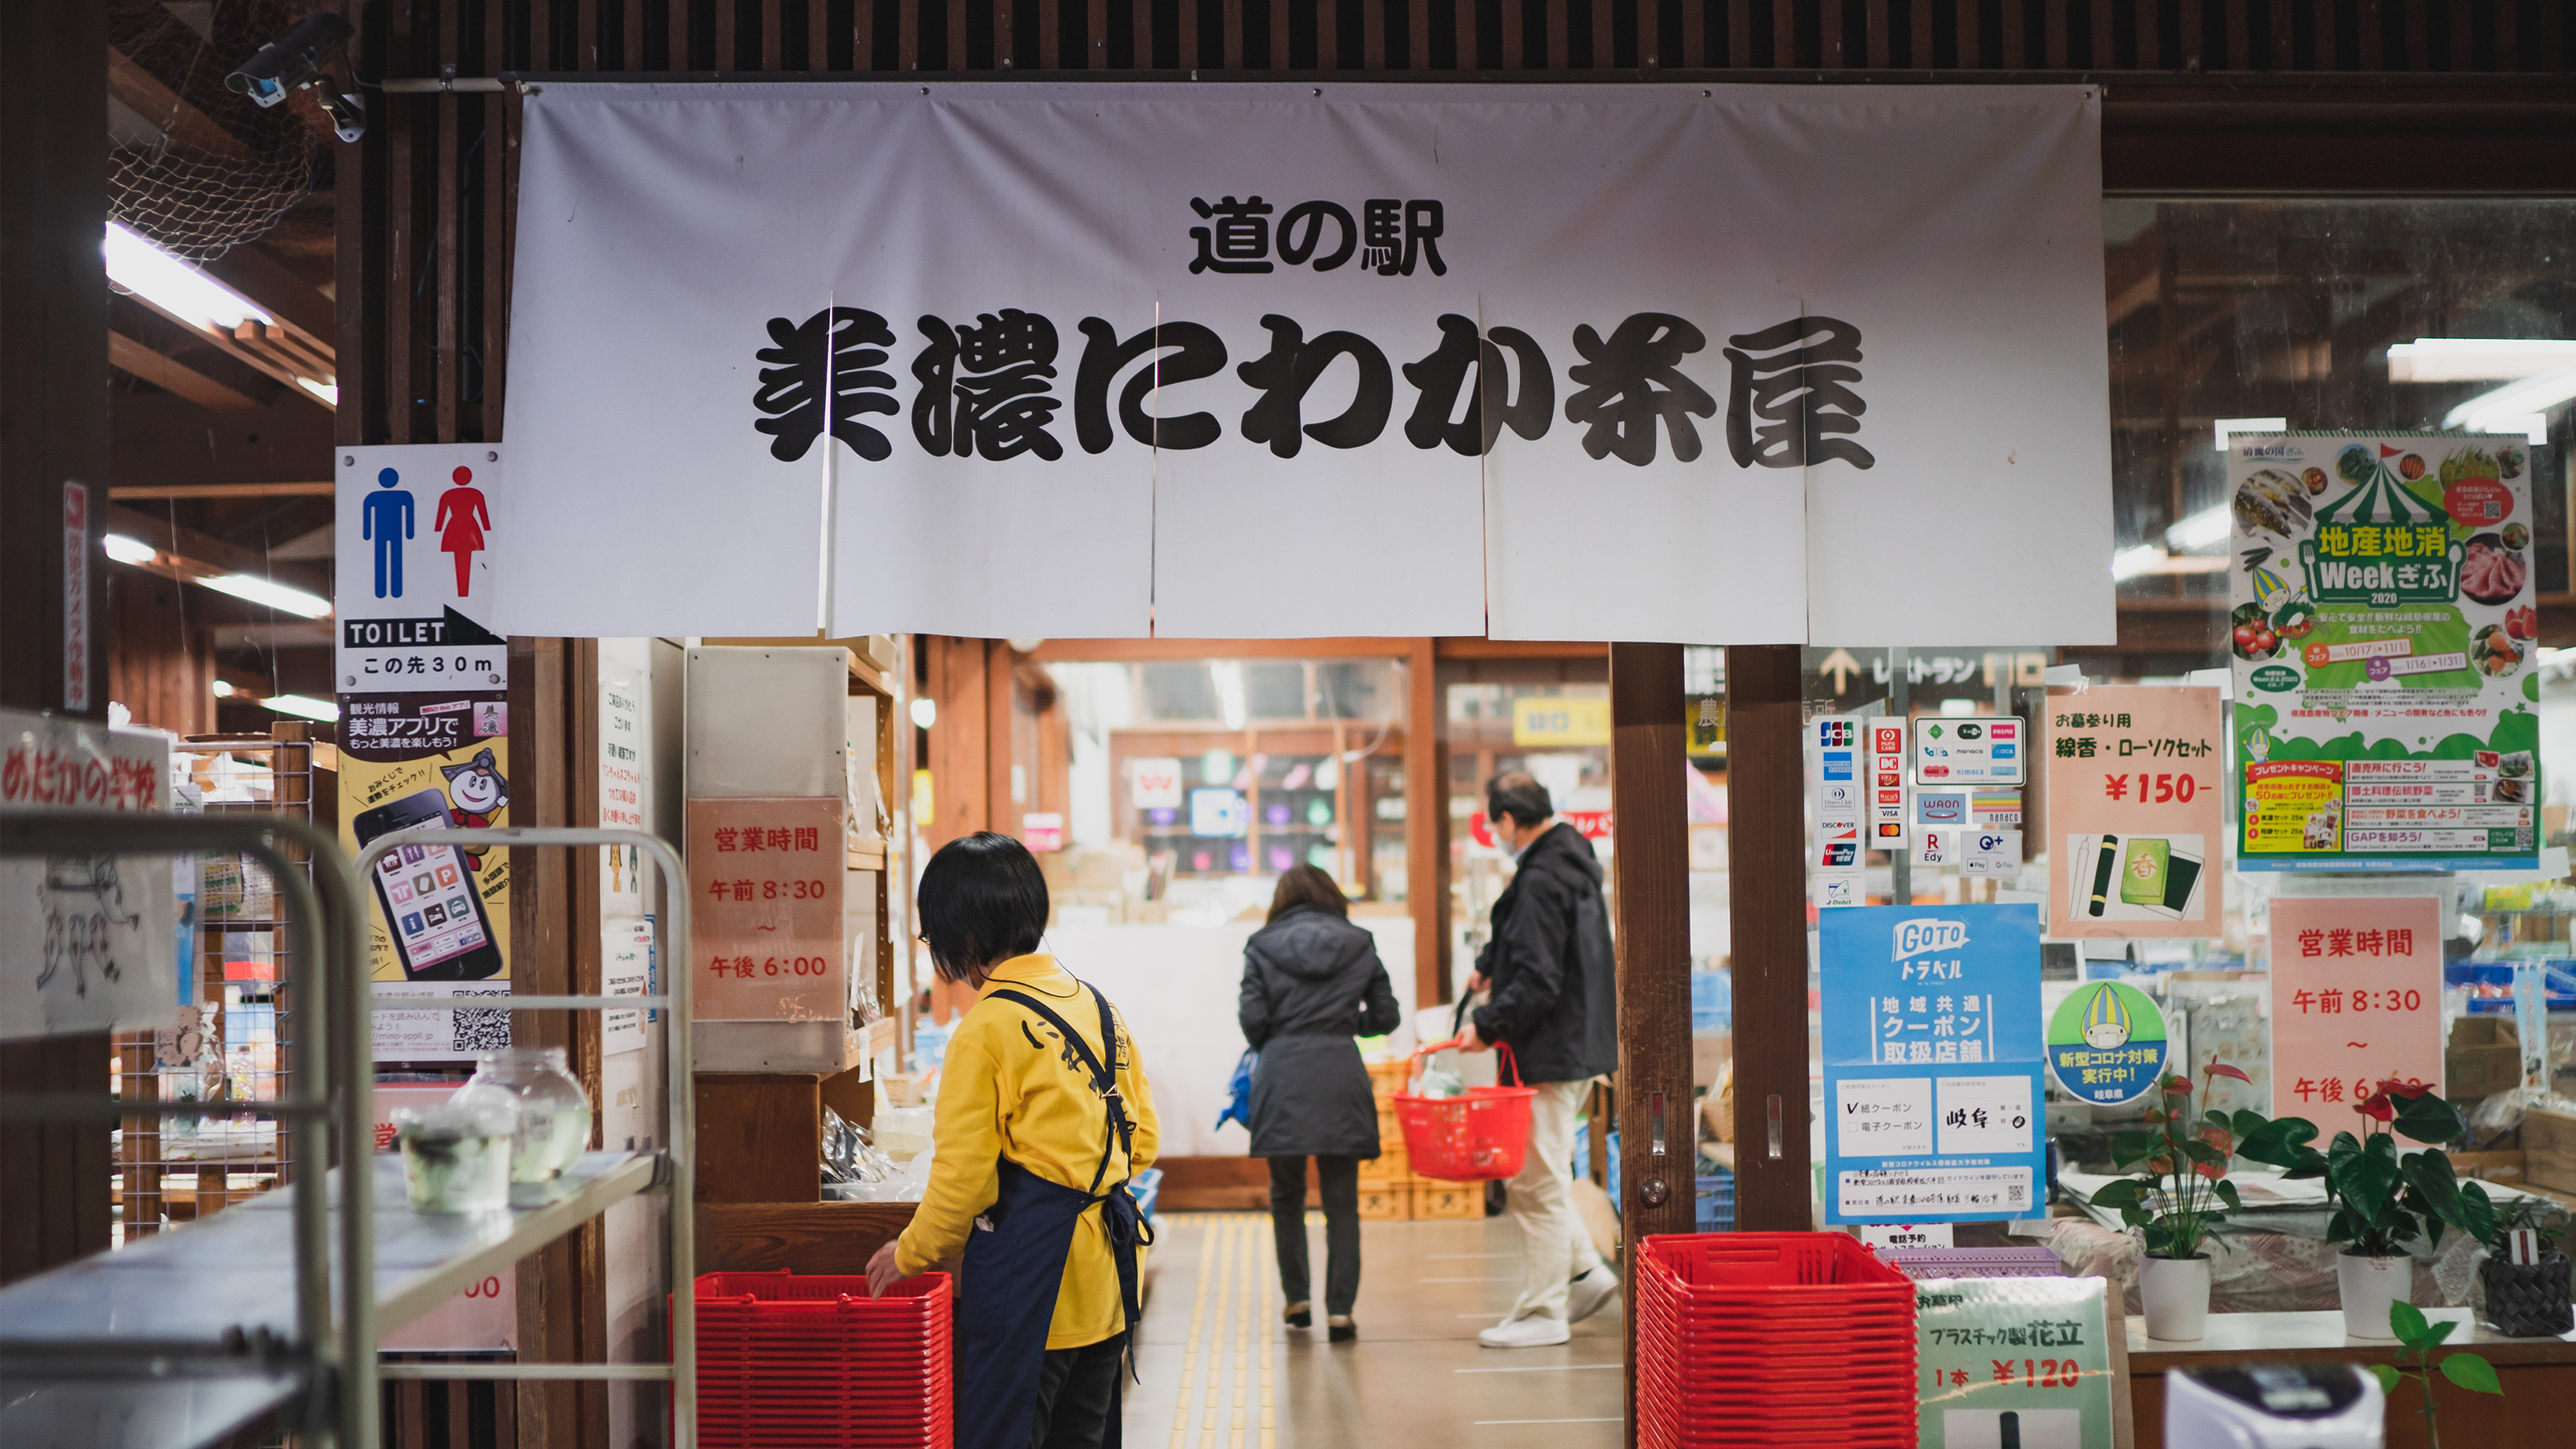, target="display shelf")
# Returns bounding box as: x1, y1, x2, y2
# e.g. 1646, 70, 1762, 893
0, 1372, 311, 1449
0, 1151, 651, 1375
